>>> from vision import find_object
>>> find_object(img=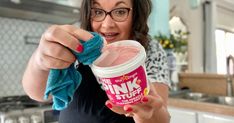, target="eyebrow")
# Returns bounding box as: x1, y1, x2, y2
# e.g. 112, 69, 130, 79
115, 1, 127, 6
92, 1, 128, 7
